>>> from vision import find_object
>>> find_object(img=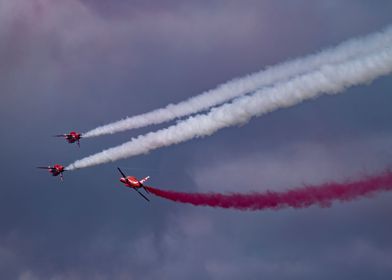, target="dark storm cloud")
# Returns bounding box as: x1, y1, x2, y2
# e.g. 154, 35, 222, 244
0, 0, 391, 279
